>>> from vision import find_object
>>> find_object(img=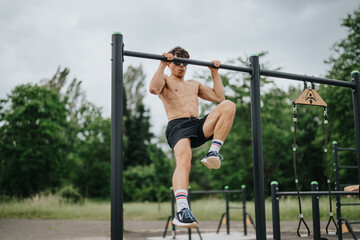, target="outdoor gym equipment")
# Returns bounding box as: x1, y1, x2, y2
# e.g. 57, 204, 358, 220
333, 141, 360, 240
271, 181, 360, 240
163, 185, 255, 239
292, 82, 337, 237
110, 32, 360, 240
